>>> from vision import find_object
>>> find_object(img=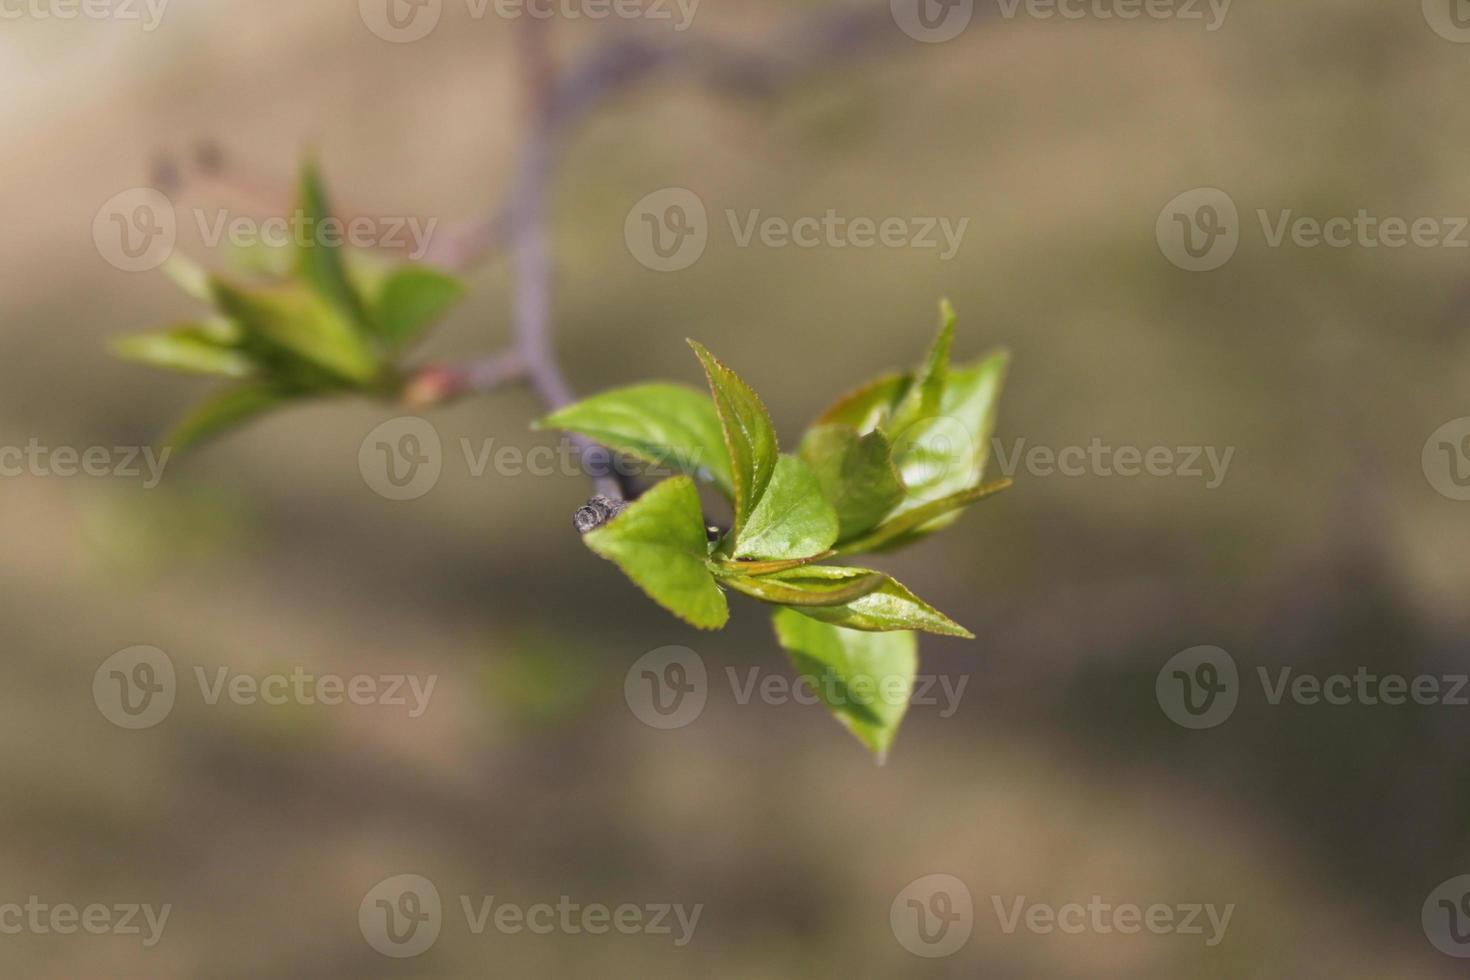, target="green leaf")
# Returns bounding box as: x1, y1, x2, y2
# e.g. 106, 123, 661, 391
837, 480, 1011, 554
112, 322, 256, 378
888, 348, 1009, 523
161, 256, 212, 302
731, 455, 839, 561
790, 574, 972, 638
887, 299, 956, 437
799, 425, 904, 543
293, 160, 370, 329
713, 552, 834, 576
583, 476, 730, 630
717, 564, 886, 607
688, 340, 778, 536
537, 383, 733, 497
772, 608, 917, 761
210, 278, 378, 385
812, 371, 908, 433
374, 265, 463, 349
163, 385, 295, 452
